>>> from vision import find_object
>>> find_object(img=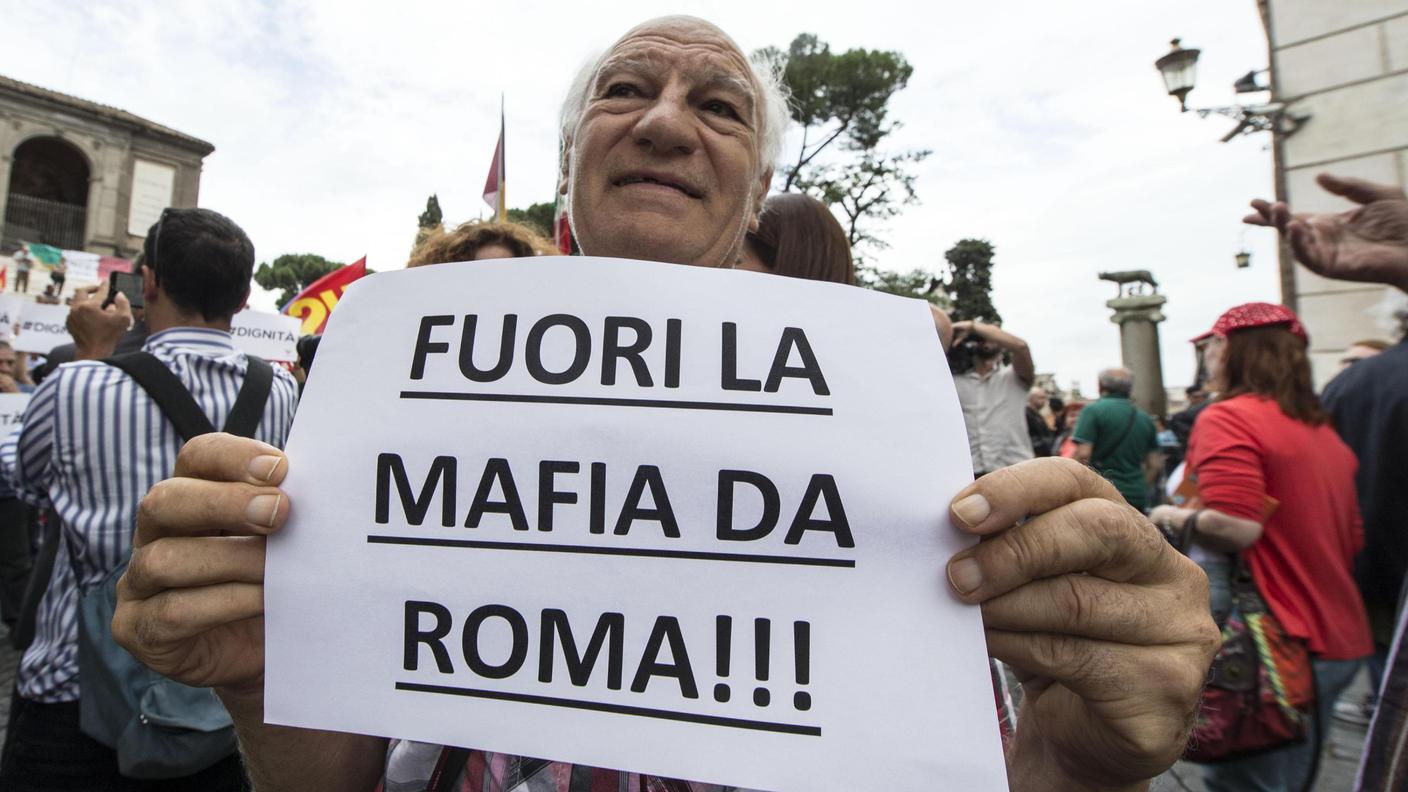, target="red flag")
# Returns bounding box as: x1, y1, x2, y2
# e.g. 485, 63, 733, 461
482, 99, 505, 220
282, 257, 367, 335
